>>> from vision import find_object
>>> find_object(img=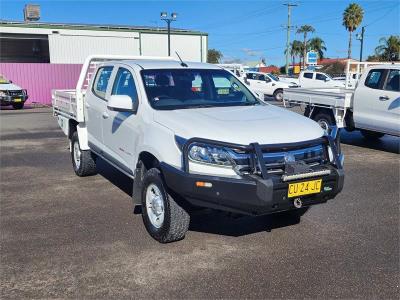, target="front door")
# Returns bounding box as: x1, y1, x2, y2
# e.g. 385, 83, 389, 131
85, 65, 113, 151
102, 66, 141, 174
